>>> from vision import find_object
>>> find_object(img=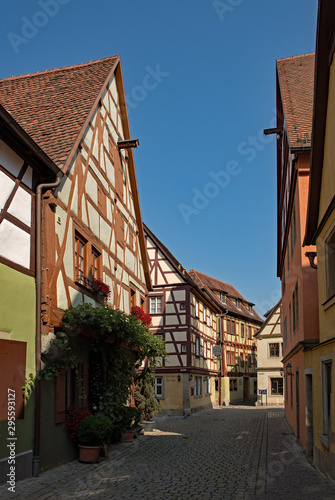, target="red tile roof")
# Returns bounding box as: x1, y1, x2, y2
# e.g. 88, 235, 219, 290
0, 56, 118, 167
277, 53, 315, 149
189, 269, 263, 324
